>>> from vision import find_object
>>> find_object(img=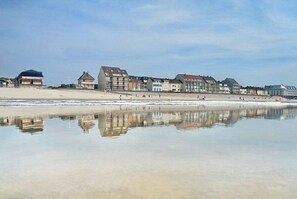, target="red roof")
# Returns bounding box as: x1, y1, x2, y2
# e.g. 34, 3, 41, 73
177, 74, 205, 82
